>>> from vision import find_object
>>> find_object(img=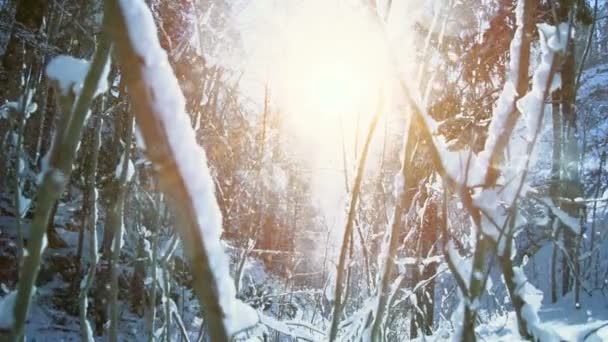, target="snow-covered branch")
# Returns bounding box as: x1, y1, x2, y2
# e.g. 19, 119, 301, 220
104, 0, 258, 340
